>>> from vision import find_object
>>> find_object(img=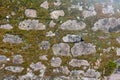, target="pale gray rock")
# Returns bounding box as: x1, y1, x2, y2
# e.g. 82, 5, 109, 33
46, 31, 55, 37
0, 55, 9, 63
116, 36, 120, 44
40, 41, 50, 50
12, 55, 24, 64
92, 18, 120, 33
69, 59, 90, 67
60, 66, 70, 75
102, 4, 114, 15
50, 10, 65, 19
54, 0, 61, 6
3, 34, 23, 44
25, 9, 37, 18
52, 43, 70, 56
70, 70, 84, 76
40, 1, 49, 9
109, 73, 120, 80
39, 55, 48, 61
3, 76, 17, 80
30, 62, 46, 71
50, 57, 62, 67
71, 42, 96, 57
49, 20, 56, 28
60, 20, 86, 30
62, 34, 82, 43
19, 19, 46, 30
5, 66, 24, 73
116, 48, 120, 56
0, 24, 13, 30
